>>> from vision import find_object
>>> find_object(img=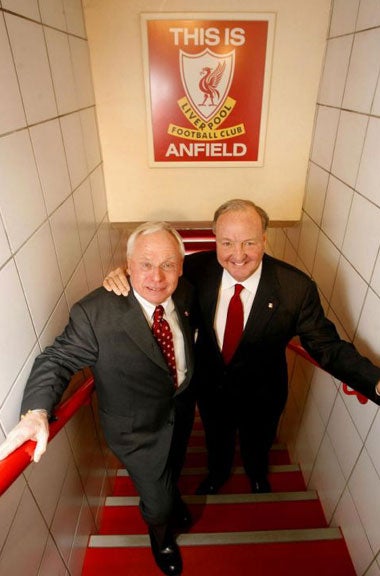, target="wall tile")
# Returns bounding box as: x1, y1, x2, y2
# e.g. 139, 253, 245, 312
330, 256, 368, 339
356, 0, 380, 31
90, 166, 108, 226
50, 460, 85, 564
0, 217, 11, 268
340, 381, 378, 442
5, 14, 57, 124
97, 220, 112, 276
310, 368, 338, 426
29, 119, 72, 216
63, 0, 86, 37
0, 129, 46, 251
318, 35, 353, 107
366, 409, 380, 478
310, 106, 340, 170
309, 433, 346, 522
371, 251, 380, 298
0, 474, 26, 550
342, 194, 380, 282
356, 117, 380, 207
44, 27, 78, 115
342, 28, 380, 114
0, 344, 39, 431
64, 260, 88, 309
69, 36, 95, 109
83, 236, 103, 292
27, 431, 73, 526
50, 195, 82, 285
0, 485, 48, 575
372, 76, 380, 115
327, 395, 362, 479
0, 14, 26, 135
321, 175, 353, 249
0, 261, 36, 405
297, 212, 319, 273
38, 294, 69, 350
73, 178, 96, 253
354, 287, 380, 365
38, 535, 68, 576
80, 107, 101, 171
349, 449, 380, 552
303, 163, 329, 225
15, 223, 63, 335
60, 112, 88, 190
329, 0, 360, 37
333, 488, 375, 576
2, 0, 40, 20
312, 231, 340, 301
331, 110, 368, 188
39, 0, 67, 31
